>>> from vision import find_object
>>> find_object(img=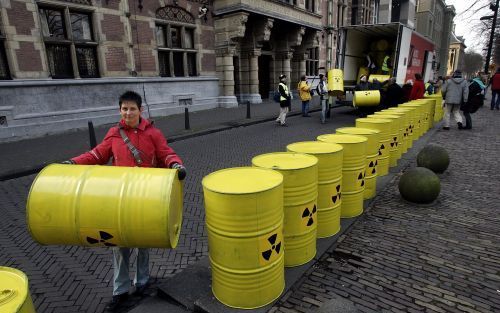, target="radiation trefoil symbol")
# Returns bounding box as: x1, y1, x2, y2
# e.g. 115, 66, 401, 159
261, 234, 282, 261
358, 171, 365, 187
409, 125, 414, 134
369, 160, 378, 175
302, 205, 317, 227
86, 231, 117, 247
378, 144, 385, 156
331, 184, 342, 204
390, 136, 398, 148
